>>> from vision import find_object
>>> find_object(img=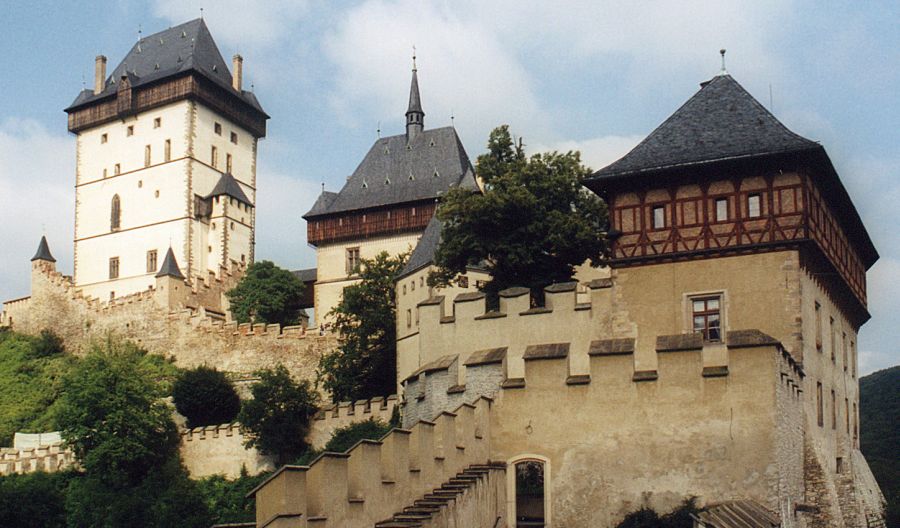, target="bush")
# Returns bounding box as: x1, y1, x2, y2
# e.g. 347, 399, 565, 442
196, 468, 272, 525
226, 261, 306, 325
239, 365, 318, 464
0, 471, 72, 528
173, 366, 241, 428
293, 418, 394, 466
32, 330, 65, 358
617, 498, 699, 528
